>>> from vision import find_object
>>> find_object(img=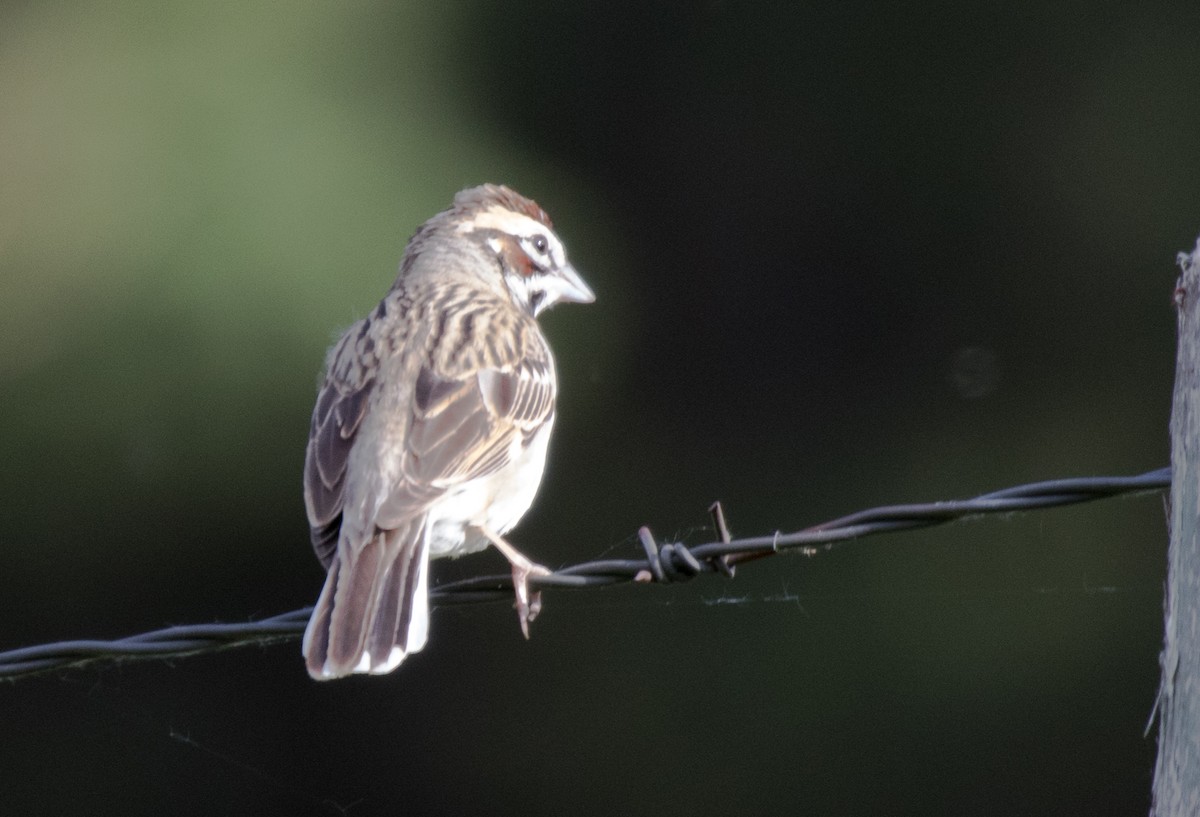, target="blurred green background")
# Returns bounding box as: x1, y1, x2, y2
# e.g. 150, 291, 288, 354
1, 1, 1194, 814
